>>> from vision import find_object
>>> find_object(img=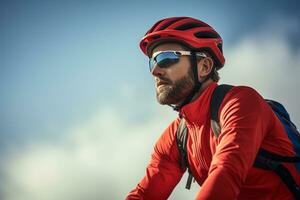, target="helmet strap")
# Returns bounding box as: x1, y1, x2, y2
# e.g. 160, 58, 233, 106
172, 51, 208, 111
